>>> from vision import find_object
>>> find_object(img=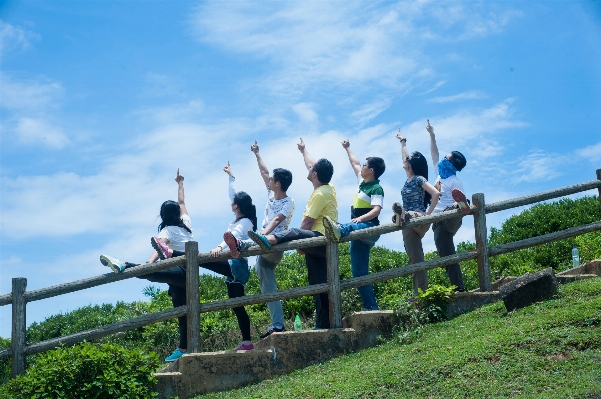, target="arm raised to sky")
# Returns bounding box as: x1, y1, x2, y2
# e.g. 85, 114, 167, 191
251, 139, 270, 188
342, 140, 361, 177
426, 119, 440, 167
297, 137, 316, 171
